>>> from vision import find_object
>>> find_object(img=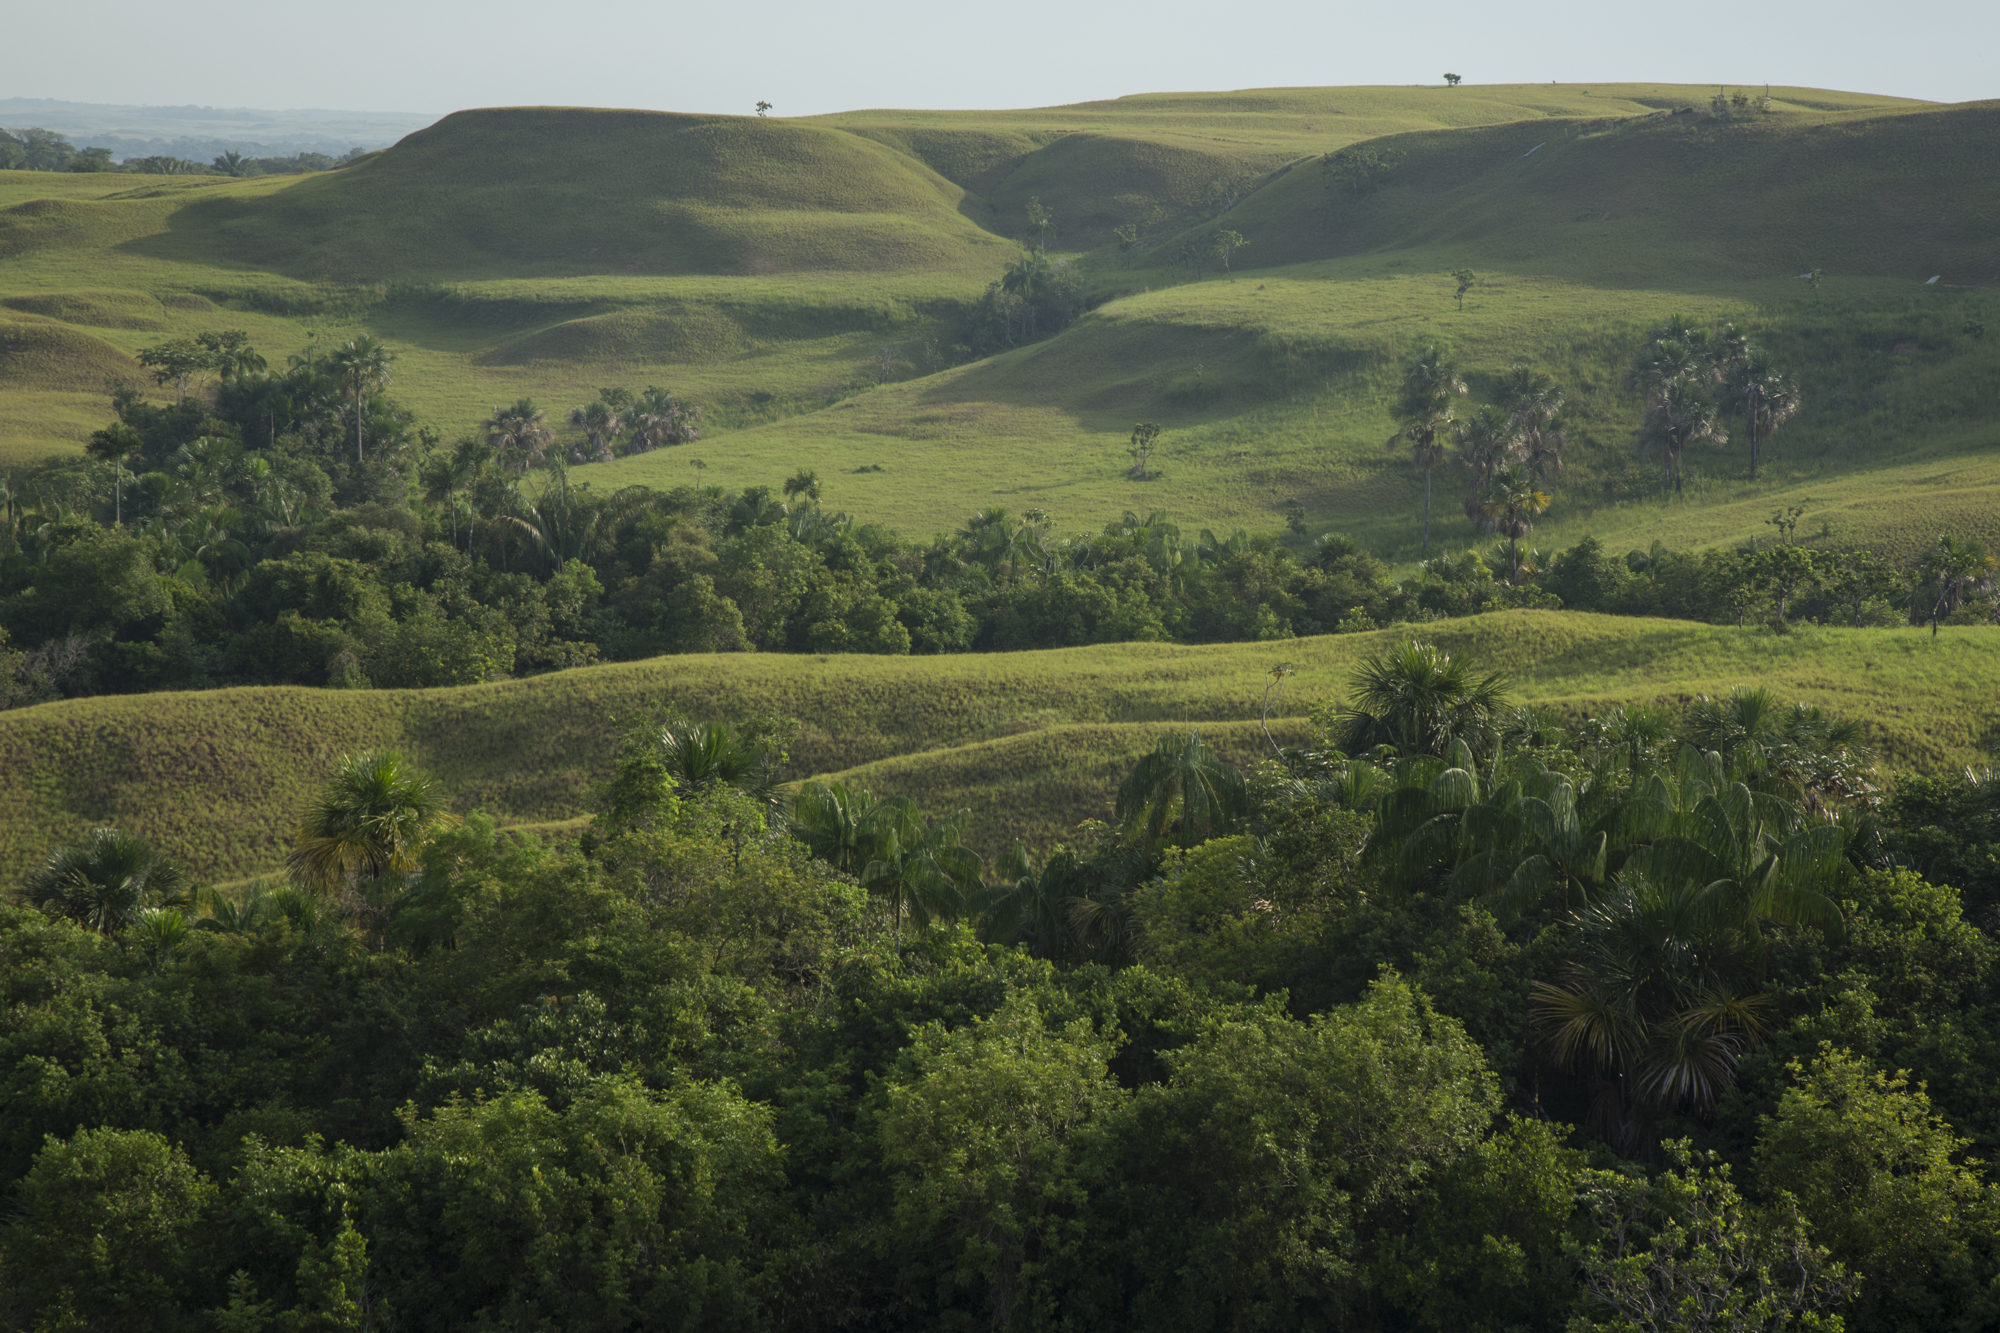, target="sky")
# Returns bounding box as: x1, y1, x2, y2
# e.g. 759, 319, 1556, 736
12, 0, 1996, 117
